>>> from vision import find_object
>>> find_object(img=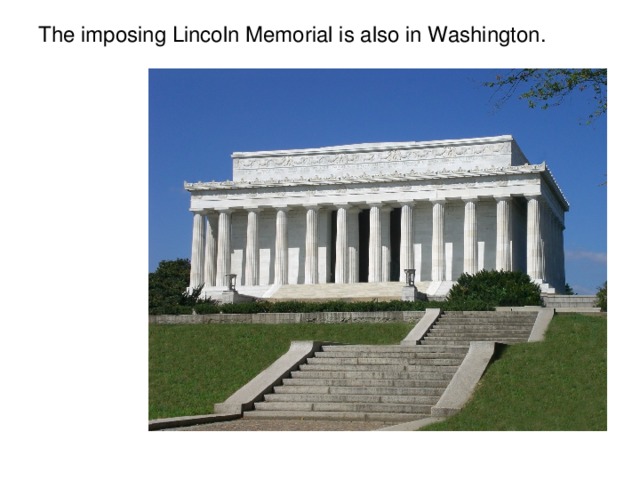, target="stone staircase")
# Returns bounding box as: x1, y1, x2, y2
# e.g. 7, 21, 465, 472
244, 344, 468, 422
420, 311, 537, 347
243, 310, 538, 423
264, 281, 433, 301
